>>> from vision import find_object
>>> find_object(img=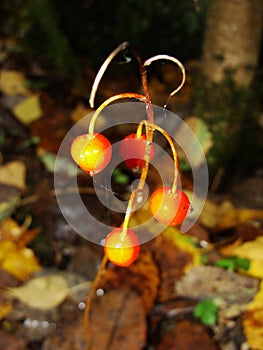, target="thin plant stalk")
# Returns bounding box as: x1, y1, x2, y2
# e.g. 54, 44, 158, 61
88, 93, 146, 135
89, 41, 129, 108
